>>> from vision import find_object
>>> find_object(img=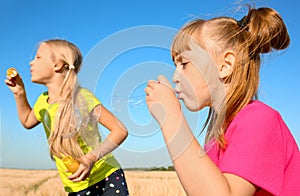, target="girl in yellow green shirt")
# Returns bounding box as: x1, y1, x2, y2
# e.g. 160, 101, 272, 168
5, 39, 129, 195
